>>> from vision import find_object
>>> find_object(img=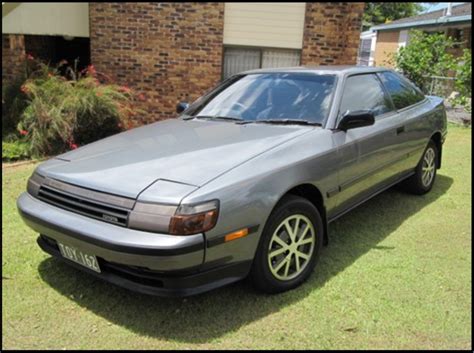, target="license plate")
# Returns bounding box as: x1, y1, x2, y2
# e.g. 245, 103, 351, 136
57, 242, 101, 273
